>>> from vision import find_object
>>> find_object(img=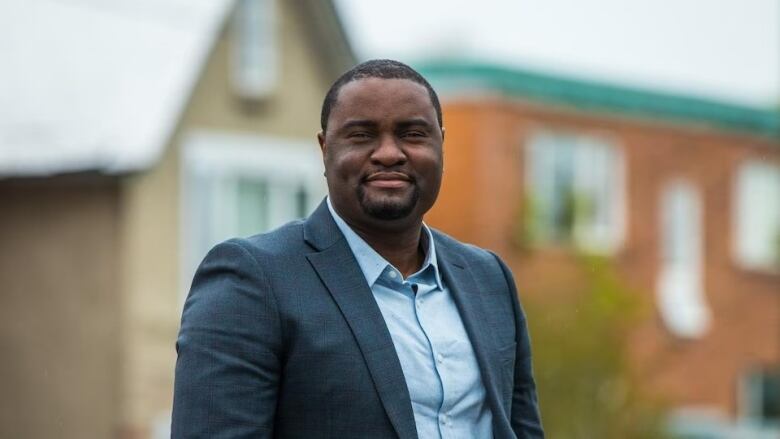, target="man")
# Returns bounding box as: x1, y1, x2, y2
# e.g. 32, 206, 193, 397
172, 59, 543, 438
